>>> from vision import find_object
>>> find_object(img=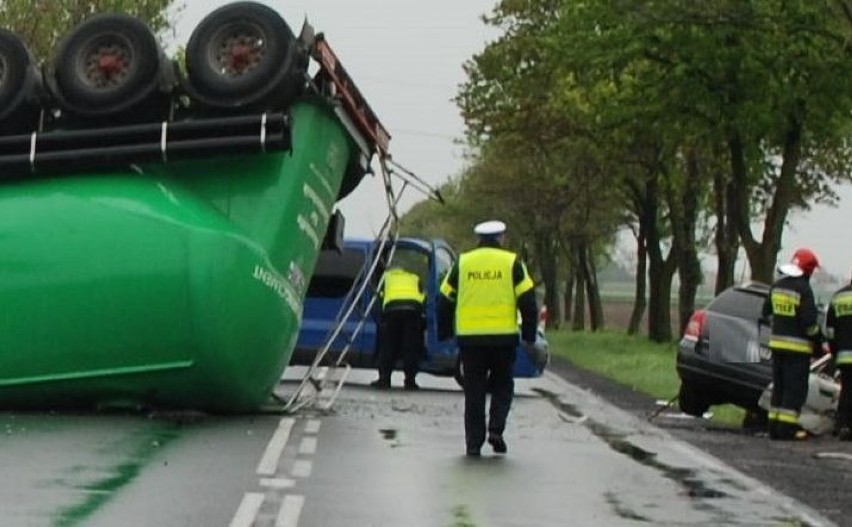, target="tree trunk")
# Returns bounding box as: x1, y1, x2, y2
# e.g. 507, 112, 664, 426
563, 270, 574, 323
674, 148, 704, 336
562, 239, 576, 323
729, 112, 803, 284
572, 242, 586, 331
584, 243, 605, 331
536, 237, 561, 330
628, 219, 647, 336
713, 168, 739, 293
645, 172, 677, 342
